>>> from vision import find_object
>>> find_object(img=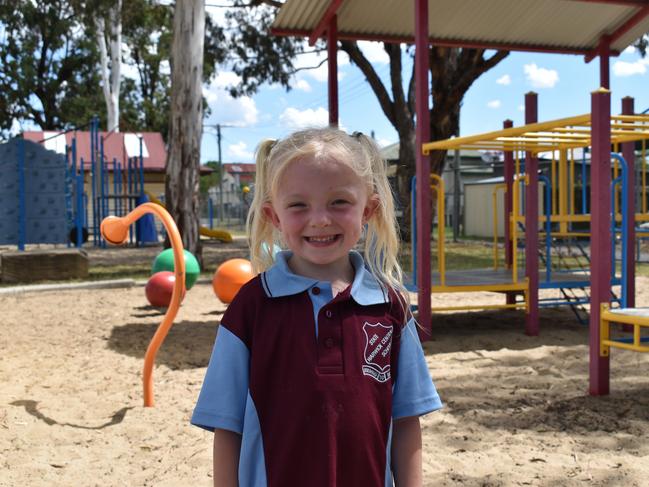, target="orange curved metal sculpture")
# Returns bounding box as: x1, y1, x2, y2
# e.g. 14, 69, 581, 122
100, 202, 186, 407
